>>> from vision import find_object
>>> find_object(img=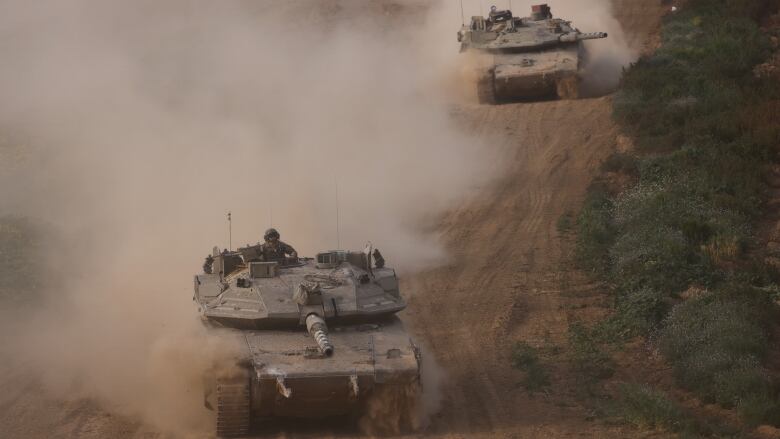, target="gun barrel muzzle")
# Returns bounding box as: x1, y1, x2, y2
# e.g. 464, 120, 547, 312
306, 314, 334, 356
559, 31, 608, 42
580, 32, 608, 39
